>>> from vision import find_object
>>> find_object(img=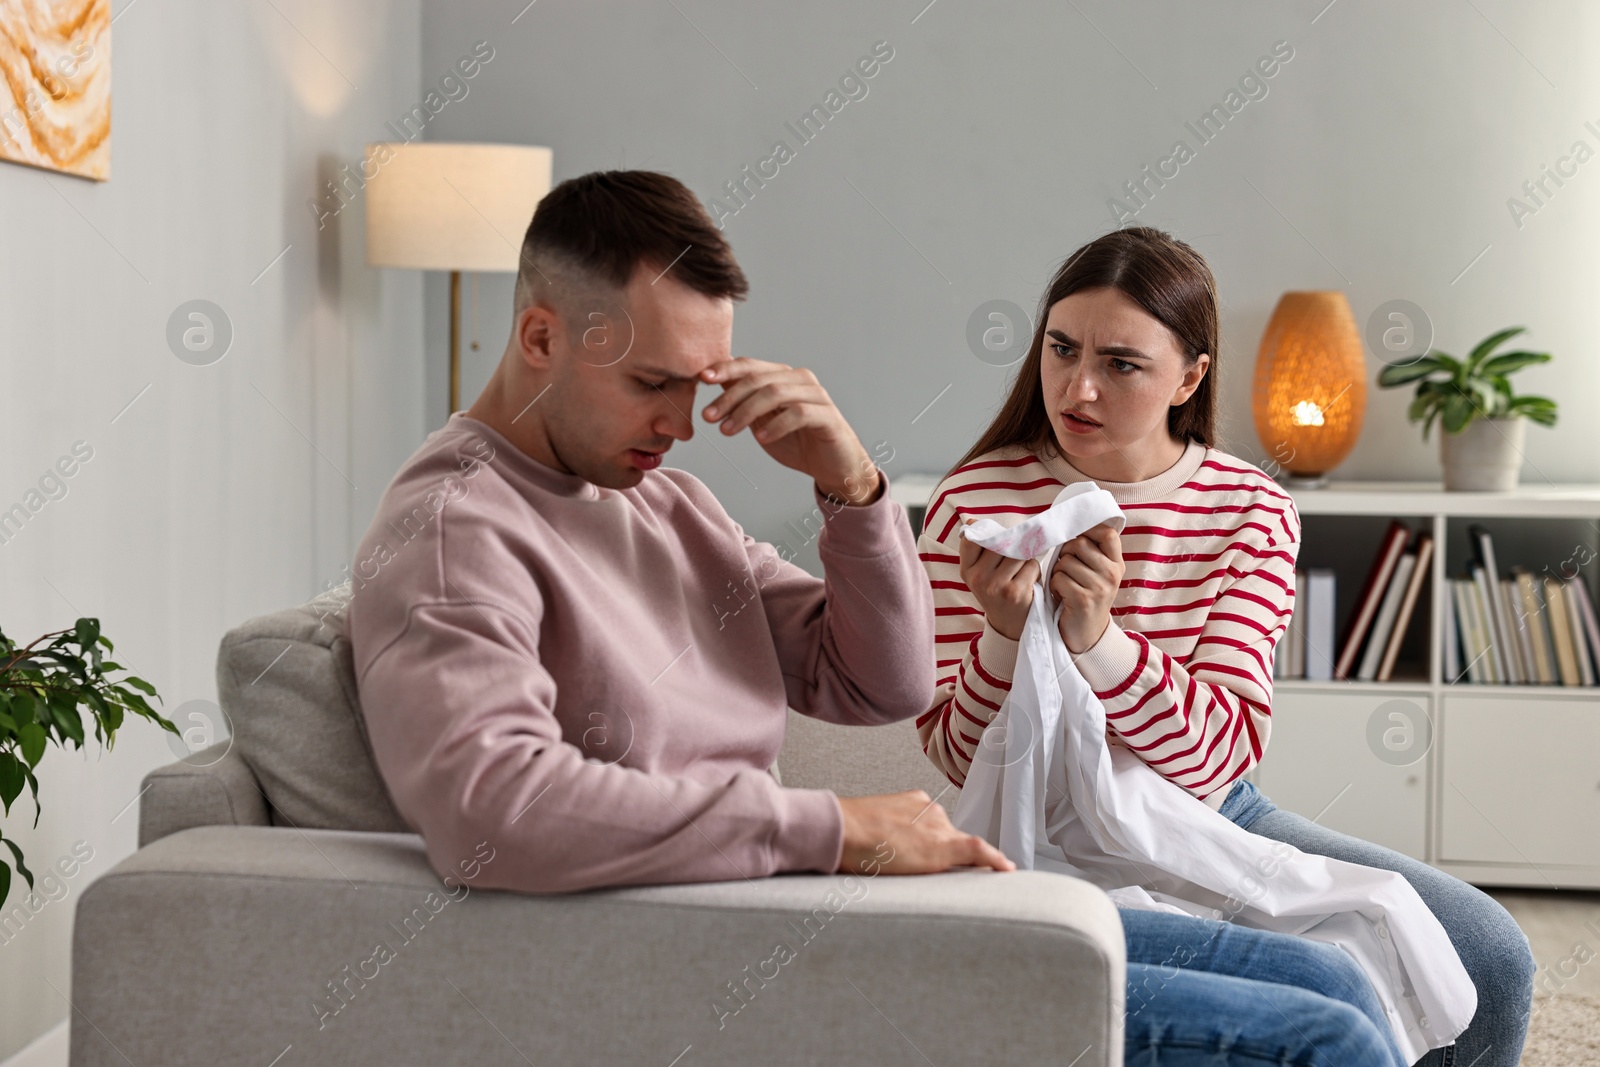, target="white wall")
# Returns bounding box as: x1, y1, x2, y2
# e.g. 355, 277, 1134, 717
422, 0, 1600, 572
0, 0, 423, 1057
